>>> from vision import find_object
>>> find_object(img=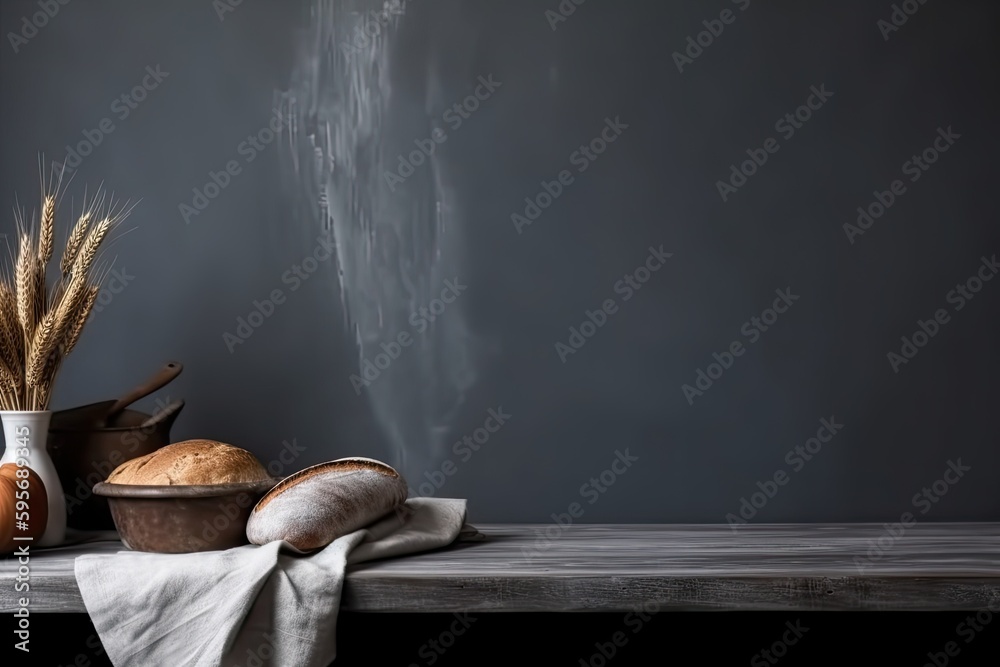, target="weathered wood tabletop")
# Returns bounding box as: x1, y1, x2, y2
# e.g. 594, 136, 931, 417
2, 523, 998, 613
